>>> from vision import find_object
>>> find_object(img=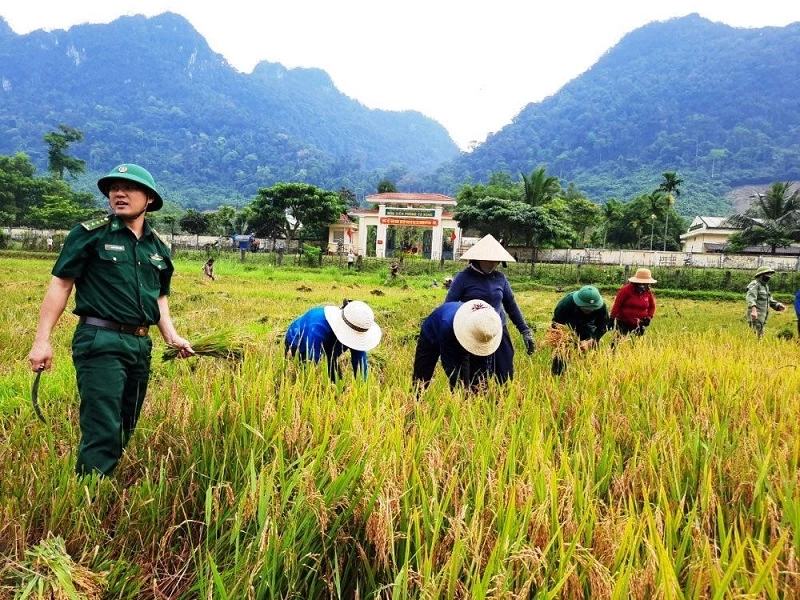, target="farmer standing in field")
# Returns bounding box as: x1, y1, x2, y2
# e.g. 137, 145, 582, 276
550, 285, 609, 375
746, 265, 785, 338
609, 268, 657, 337
412, 299, 503, 393
445, 234, 535, 383
285, 299, 382, 381
203, 258, 216, 280
27, 164, 194, 477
